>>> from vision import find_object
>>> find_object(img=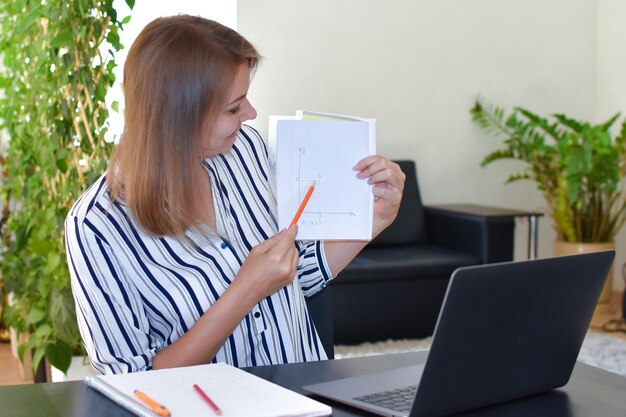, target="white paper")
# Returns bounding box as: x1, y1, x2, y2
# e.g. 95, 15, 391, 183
269, 112, 376, 240
87, 362, 331, 417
